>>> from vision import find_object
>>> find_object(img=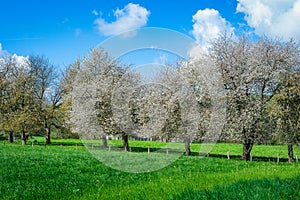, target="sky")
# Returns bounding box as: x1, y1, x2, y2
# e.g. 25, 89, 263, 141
1, 0, 300, 69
